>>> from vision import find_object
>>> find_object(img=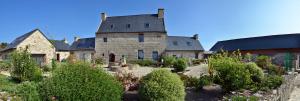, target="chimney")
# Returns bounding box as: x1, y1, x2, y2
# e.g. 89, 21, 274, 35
74, 37, 80, 42
158, 8, 164, 18
193, 34, 199, 40
101, 13, 107, 21
63, 38, 68, 44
